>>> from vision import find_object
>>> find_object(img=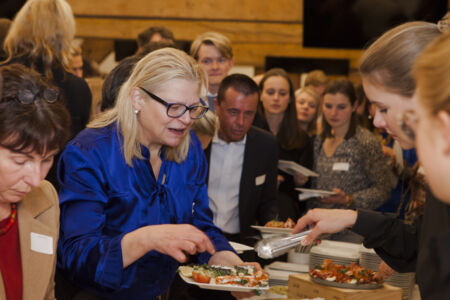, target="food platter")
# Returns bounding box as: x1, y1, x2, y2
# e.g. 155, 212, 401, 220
251, 225, 292, 234
310, 276, 383, 290
178, 265, 269, 292
179, 272, 269, 292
